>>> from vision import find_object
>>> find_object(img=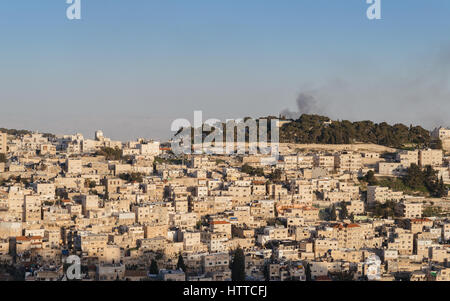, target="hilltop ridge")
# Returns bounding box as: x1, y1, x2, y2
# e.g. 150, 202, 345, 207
278, 114, 435, 149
